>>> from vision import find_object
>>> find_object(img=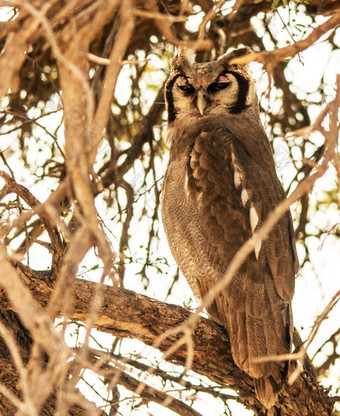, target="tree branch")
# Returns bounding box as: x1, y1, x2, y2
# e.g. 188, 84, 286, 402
0, 272, 335, 415
114, 370, 204, 416
231, 11, 340, 67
